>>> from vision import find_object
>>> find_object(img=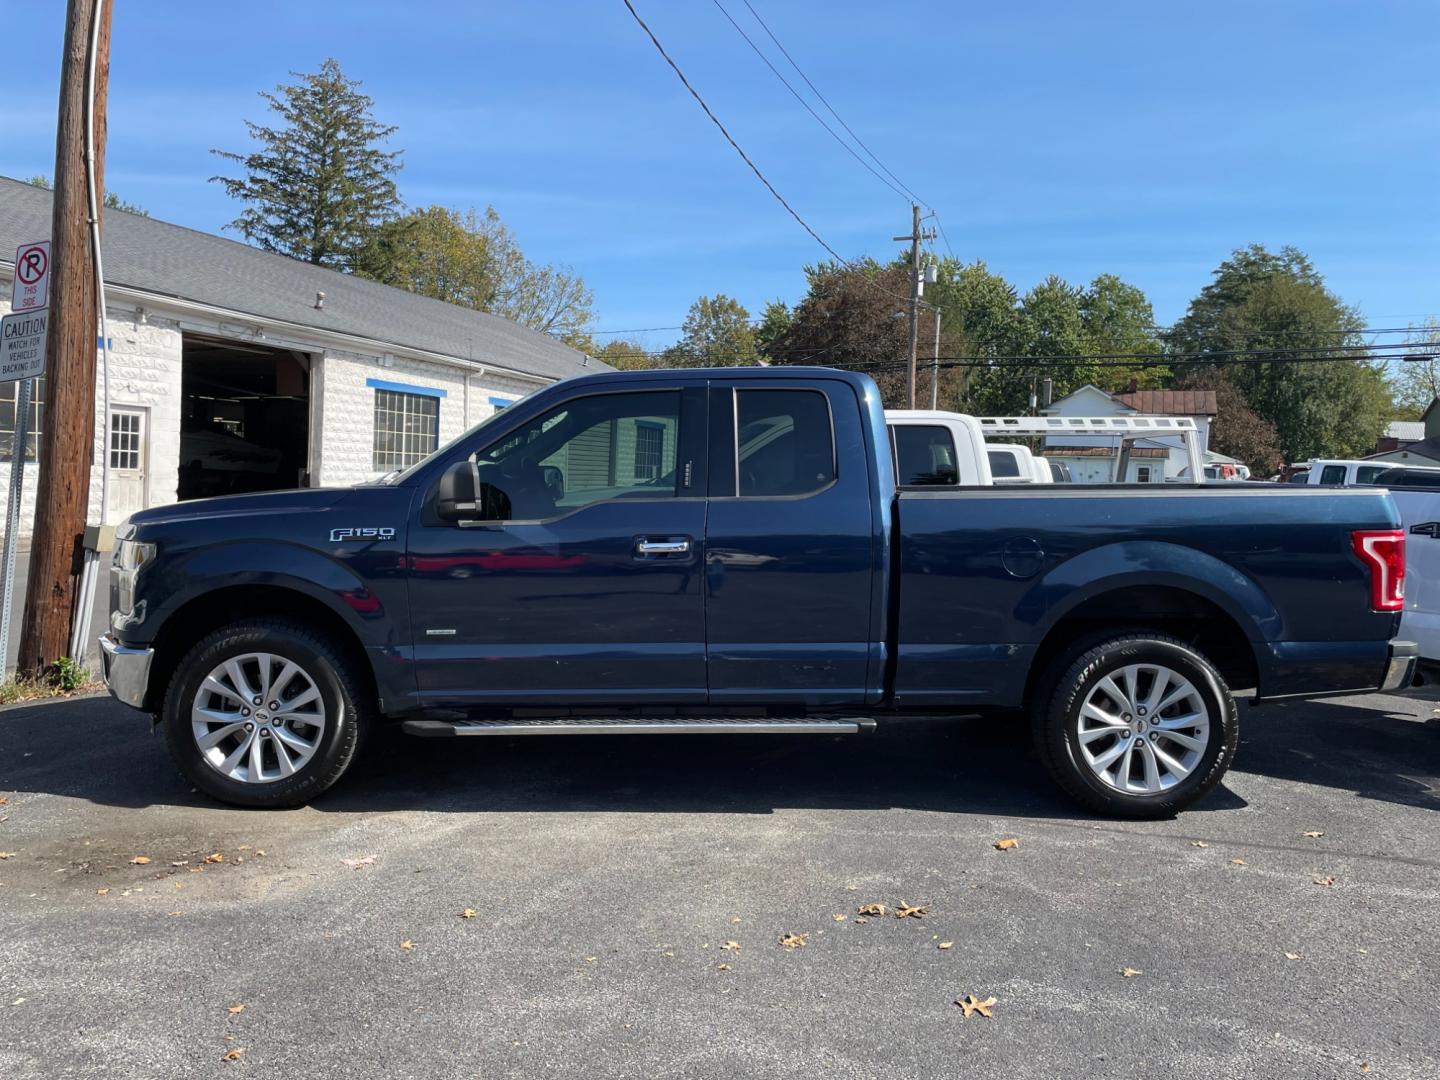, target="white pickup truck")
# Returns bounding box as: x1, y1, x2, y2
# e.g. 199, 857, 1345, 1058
885, 411, 1205, 488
